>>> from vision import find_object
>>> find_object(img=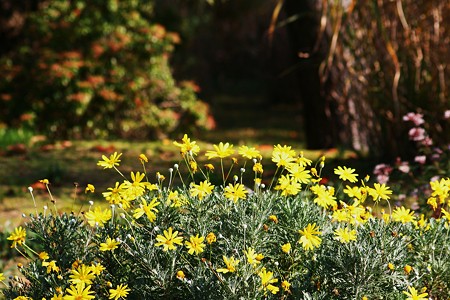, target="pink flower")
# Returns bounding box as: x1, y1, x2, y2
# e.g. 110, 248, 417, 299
403, 112, 424, 126
410, 202, 420, 210
377, 174, 390, 184
434, 147, 443, 154
421, 137, 433, 146
430, 176, 440, 182
431, 153, 440, 161
414, 155, 426, 164
398, 162, 410, 173
444, 110, 450, 119
408, 127, 426, 141
373, 164, 393, 176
